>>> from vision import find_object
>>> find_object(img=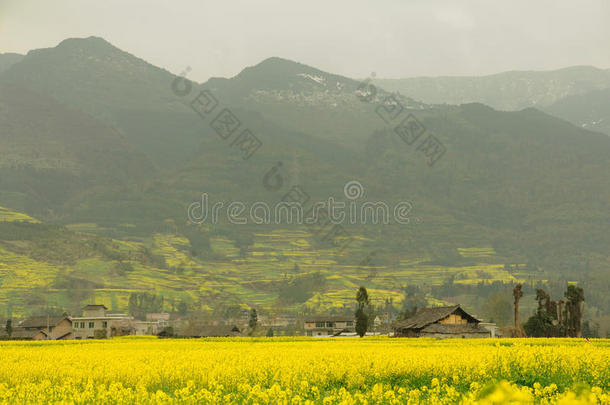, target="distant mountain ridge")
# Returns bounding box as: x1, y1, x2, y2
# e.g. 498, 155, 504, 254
373, 66, 610, 109
545, 87, 610, 136
0, 53, 24, 73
